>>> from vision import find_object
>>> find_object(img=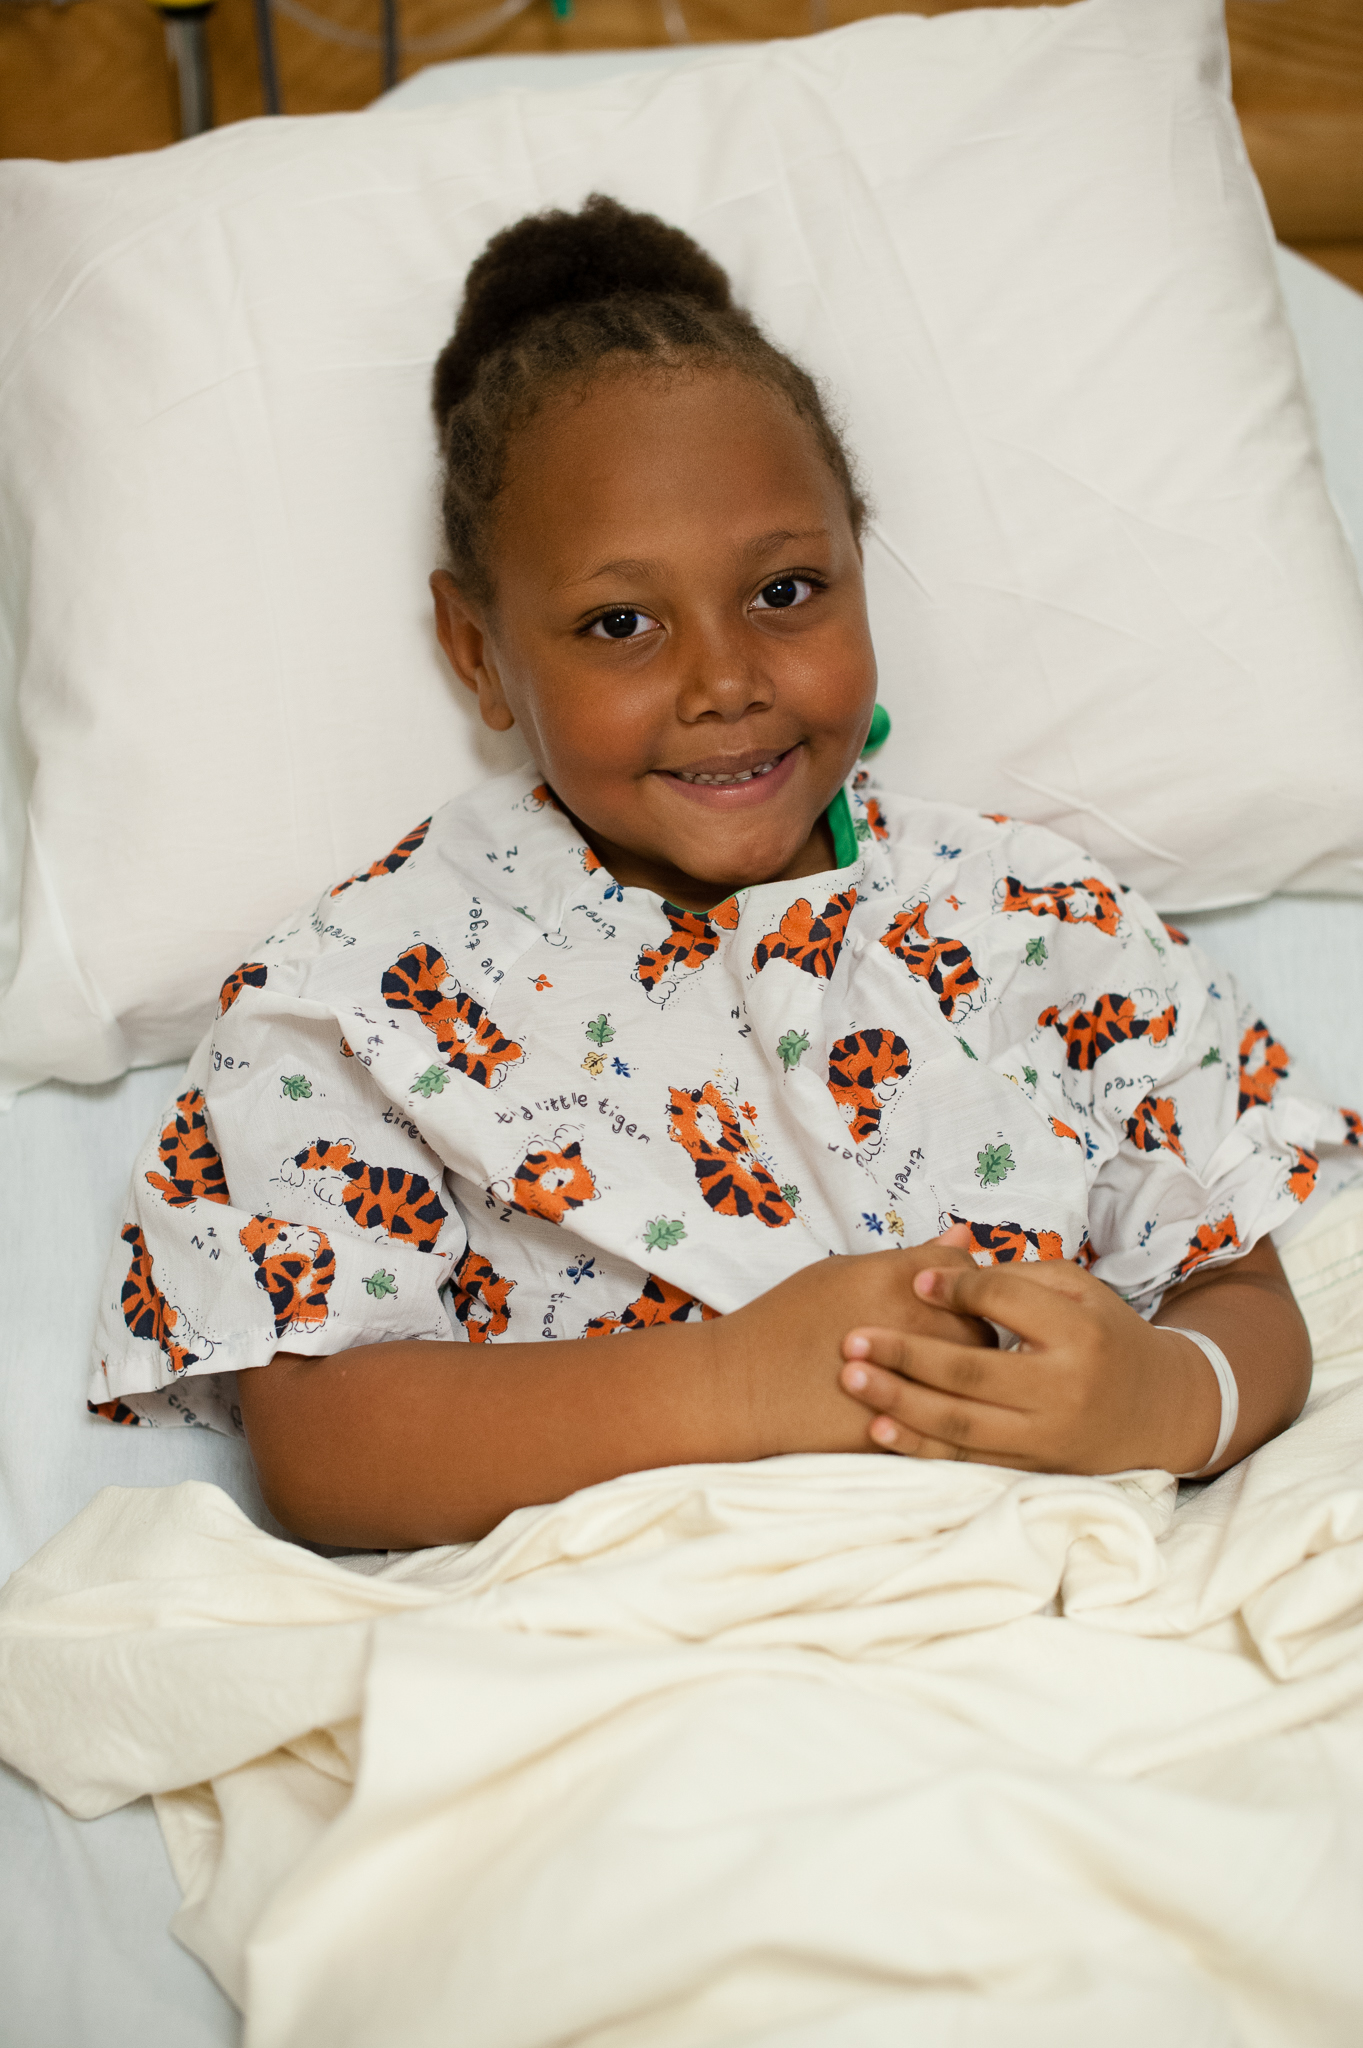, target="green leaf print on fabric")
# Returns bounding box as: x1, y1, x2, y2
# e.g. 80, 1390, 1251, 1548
959, 1039, 977, 1059
411, 1065, 449, 1097
1024, 937, 1048, 966
777, 1030, 810, 1071
976, 1142, 1015, 1186
586, 1014, 616, 1046
364, 1270, 398, 1299
1022, 1066, 1038, 1088
644, 1217, 686, 1253
781, 1184, 801, 1207
1201, 1046, 1221, 1068
280, 1074, 312, 1101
